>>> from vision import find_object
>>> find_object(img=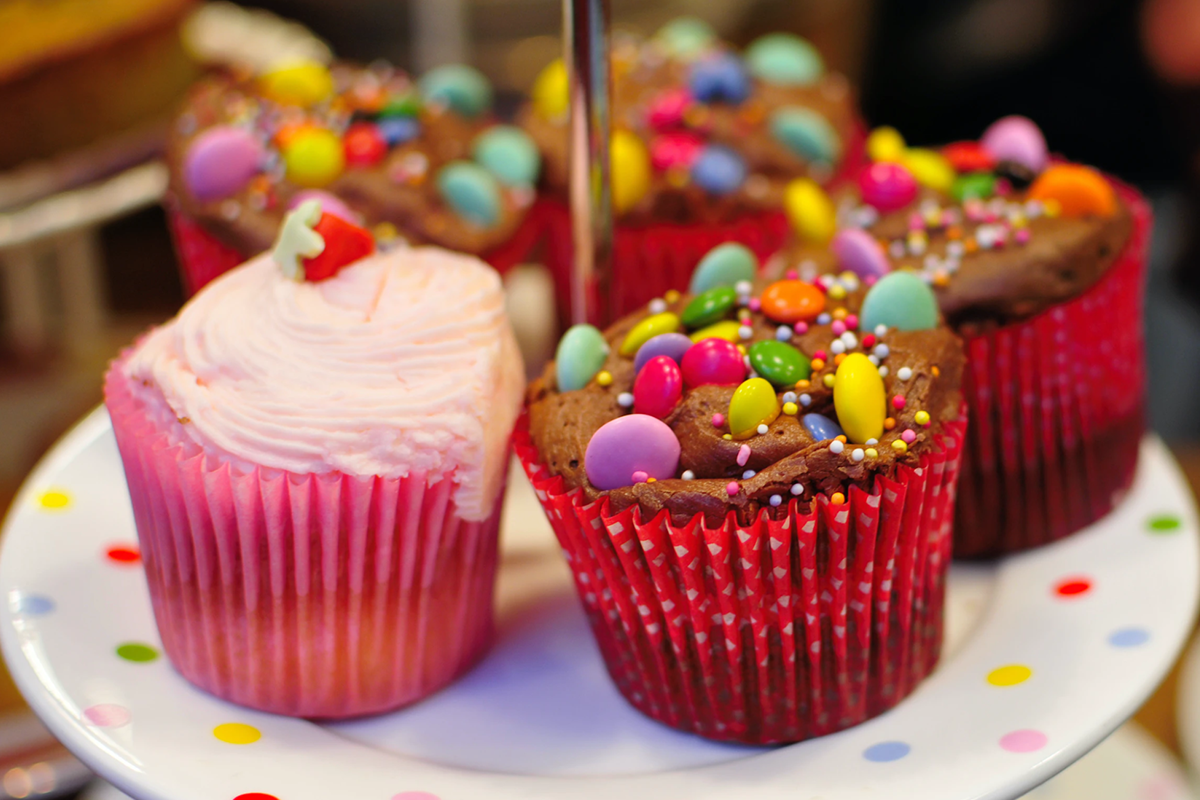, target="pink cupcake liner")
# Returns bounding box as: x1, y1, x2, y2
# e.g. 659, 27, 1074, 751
515, 409, 967, 744
955, 180, 1151, 557
104, 353, 504, 719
